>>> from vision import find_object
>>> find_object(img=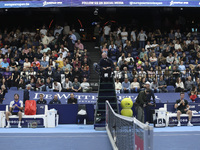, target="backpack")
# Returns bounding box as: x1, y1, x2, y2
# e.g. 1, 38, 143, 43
25, 100, 36, 115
